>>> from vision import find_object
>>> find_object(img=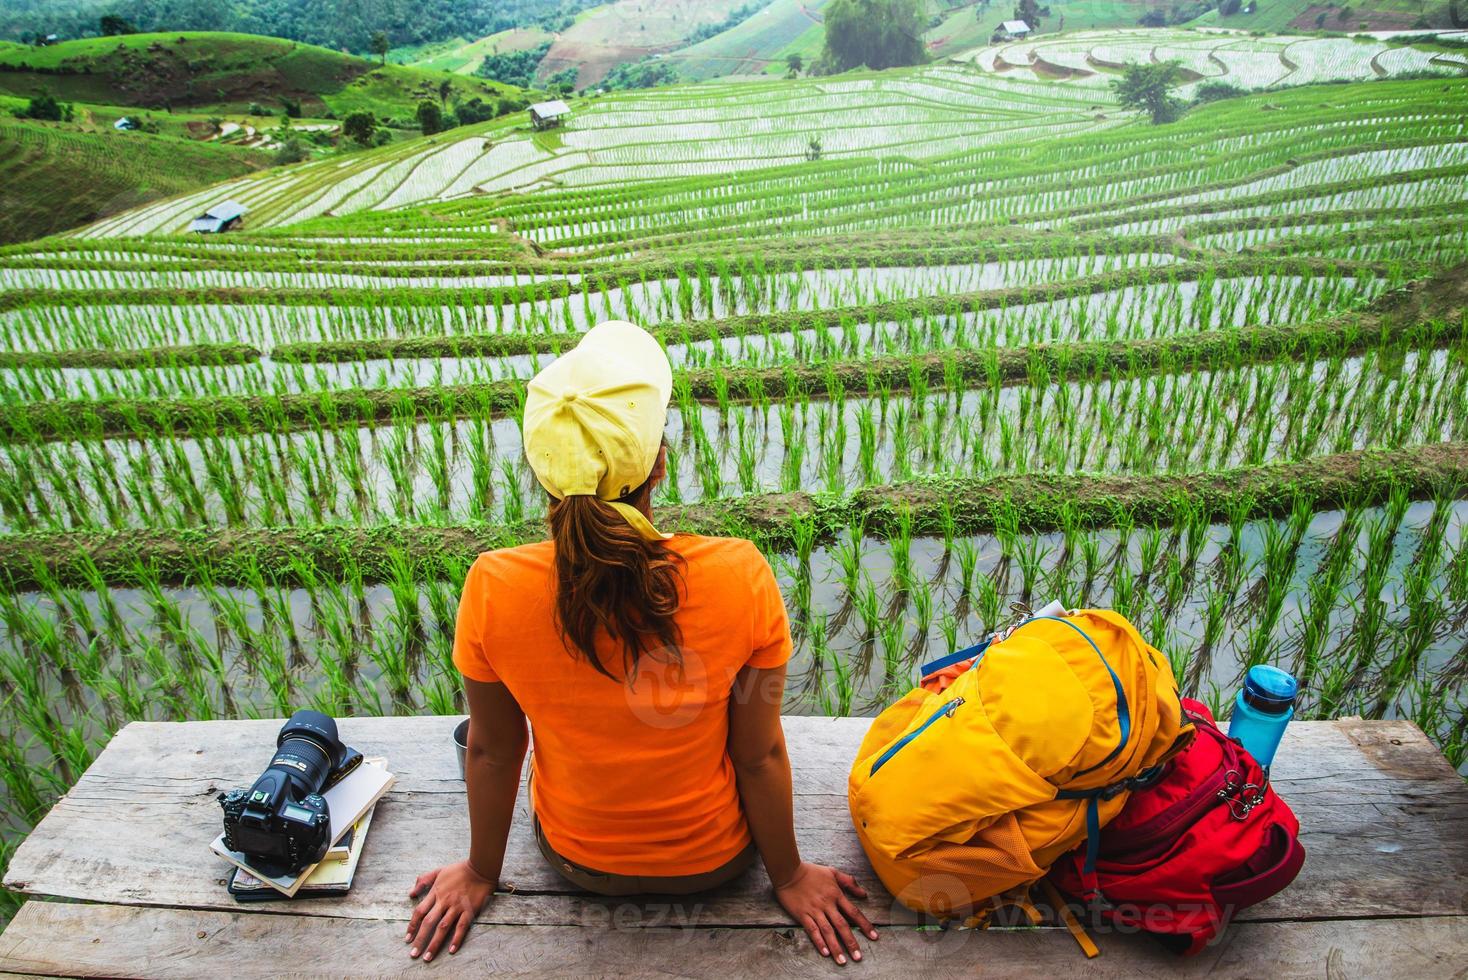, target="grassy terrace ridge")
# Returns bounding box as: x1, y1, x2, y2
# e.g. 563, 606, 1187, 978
0, 275, 577, 314
1, 260, 1460, 443
0, 252, 1422, 318
0, 228, 1177, 273
2, 442, 1463, 589
0, 344, 259, 369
